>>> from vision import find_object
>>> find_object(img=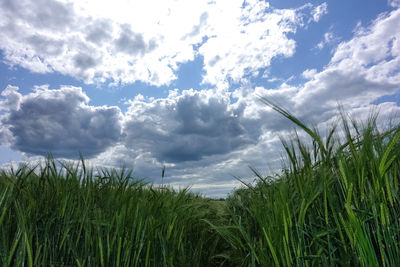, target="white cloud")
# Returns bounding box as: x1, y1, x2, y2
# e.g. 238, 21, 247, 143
315, 31, 336, 50
388, 0, 400, 8
0, 0, 323, 87
332, 9, 400, 75
293, 8, 400, 119
311, 2, 328, 22
199, 1, 301, 86
302, 68, 317, 79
